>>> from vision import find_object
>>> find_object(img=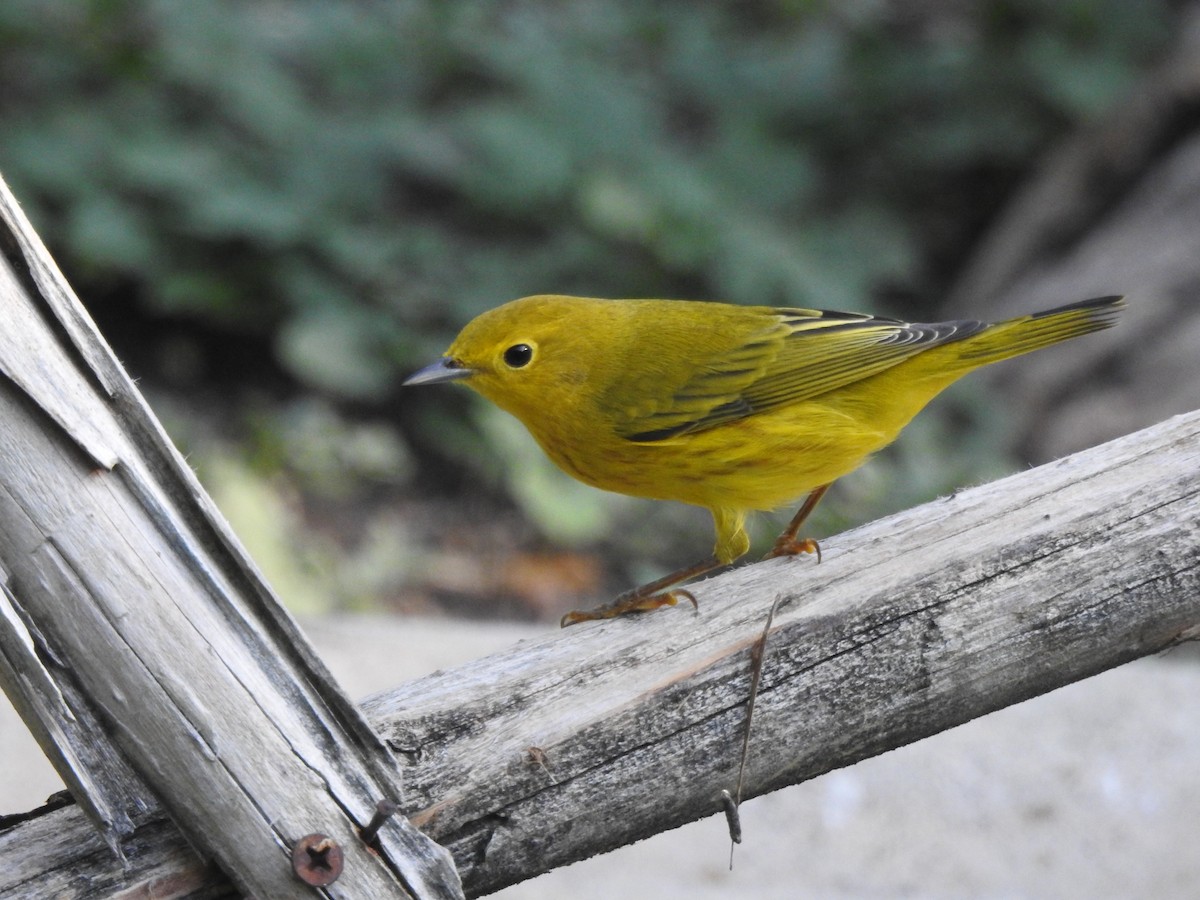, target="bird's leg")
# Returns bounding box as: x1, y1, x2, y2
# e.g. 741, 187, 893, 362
561, 488, 830, 627
560, 555, 726, 627
764, 483, 831, 562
